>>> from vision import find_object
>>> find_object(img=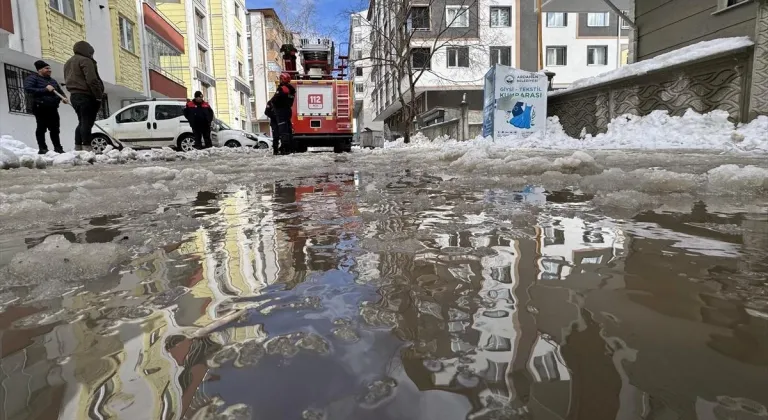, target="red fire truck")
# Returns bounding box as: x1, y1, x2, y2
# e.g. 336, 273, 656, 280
281, 39, 353, 153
